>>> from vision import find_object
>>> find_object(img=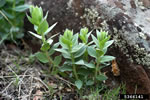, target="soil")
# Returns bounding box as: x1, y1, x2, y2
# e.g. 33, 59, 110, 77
0, 43, 79, 100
